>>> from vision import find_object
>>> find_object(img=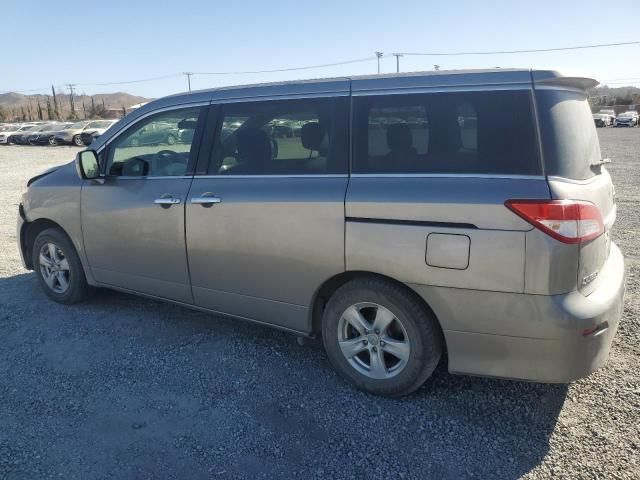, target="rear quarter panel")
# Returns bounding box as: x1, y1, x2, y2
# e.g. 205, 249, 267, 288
345, 177, 551, 306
